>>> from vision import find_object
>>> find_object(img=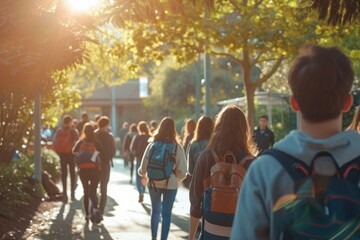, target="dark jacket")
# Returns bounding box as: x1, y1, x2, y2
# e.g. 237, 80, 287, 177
95, 129, 116, 164
130, 135, 150, 160
253, 127, 275, 153
187, 140, 208, 176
